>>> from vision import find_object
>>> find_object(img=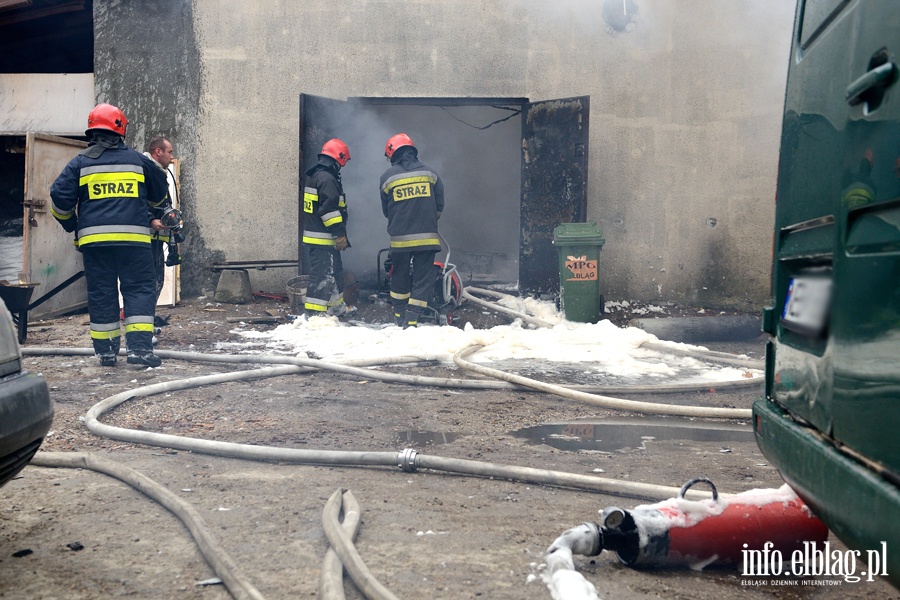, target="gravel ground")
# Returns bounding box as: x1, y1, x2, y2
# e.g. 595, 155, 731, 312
1, 290, 896, 599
